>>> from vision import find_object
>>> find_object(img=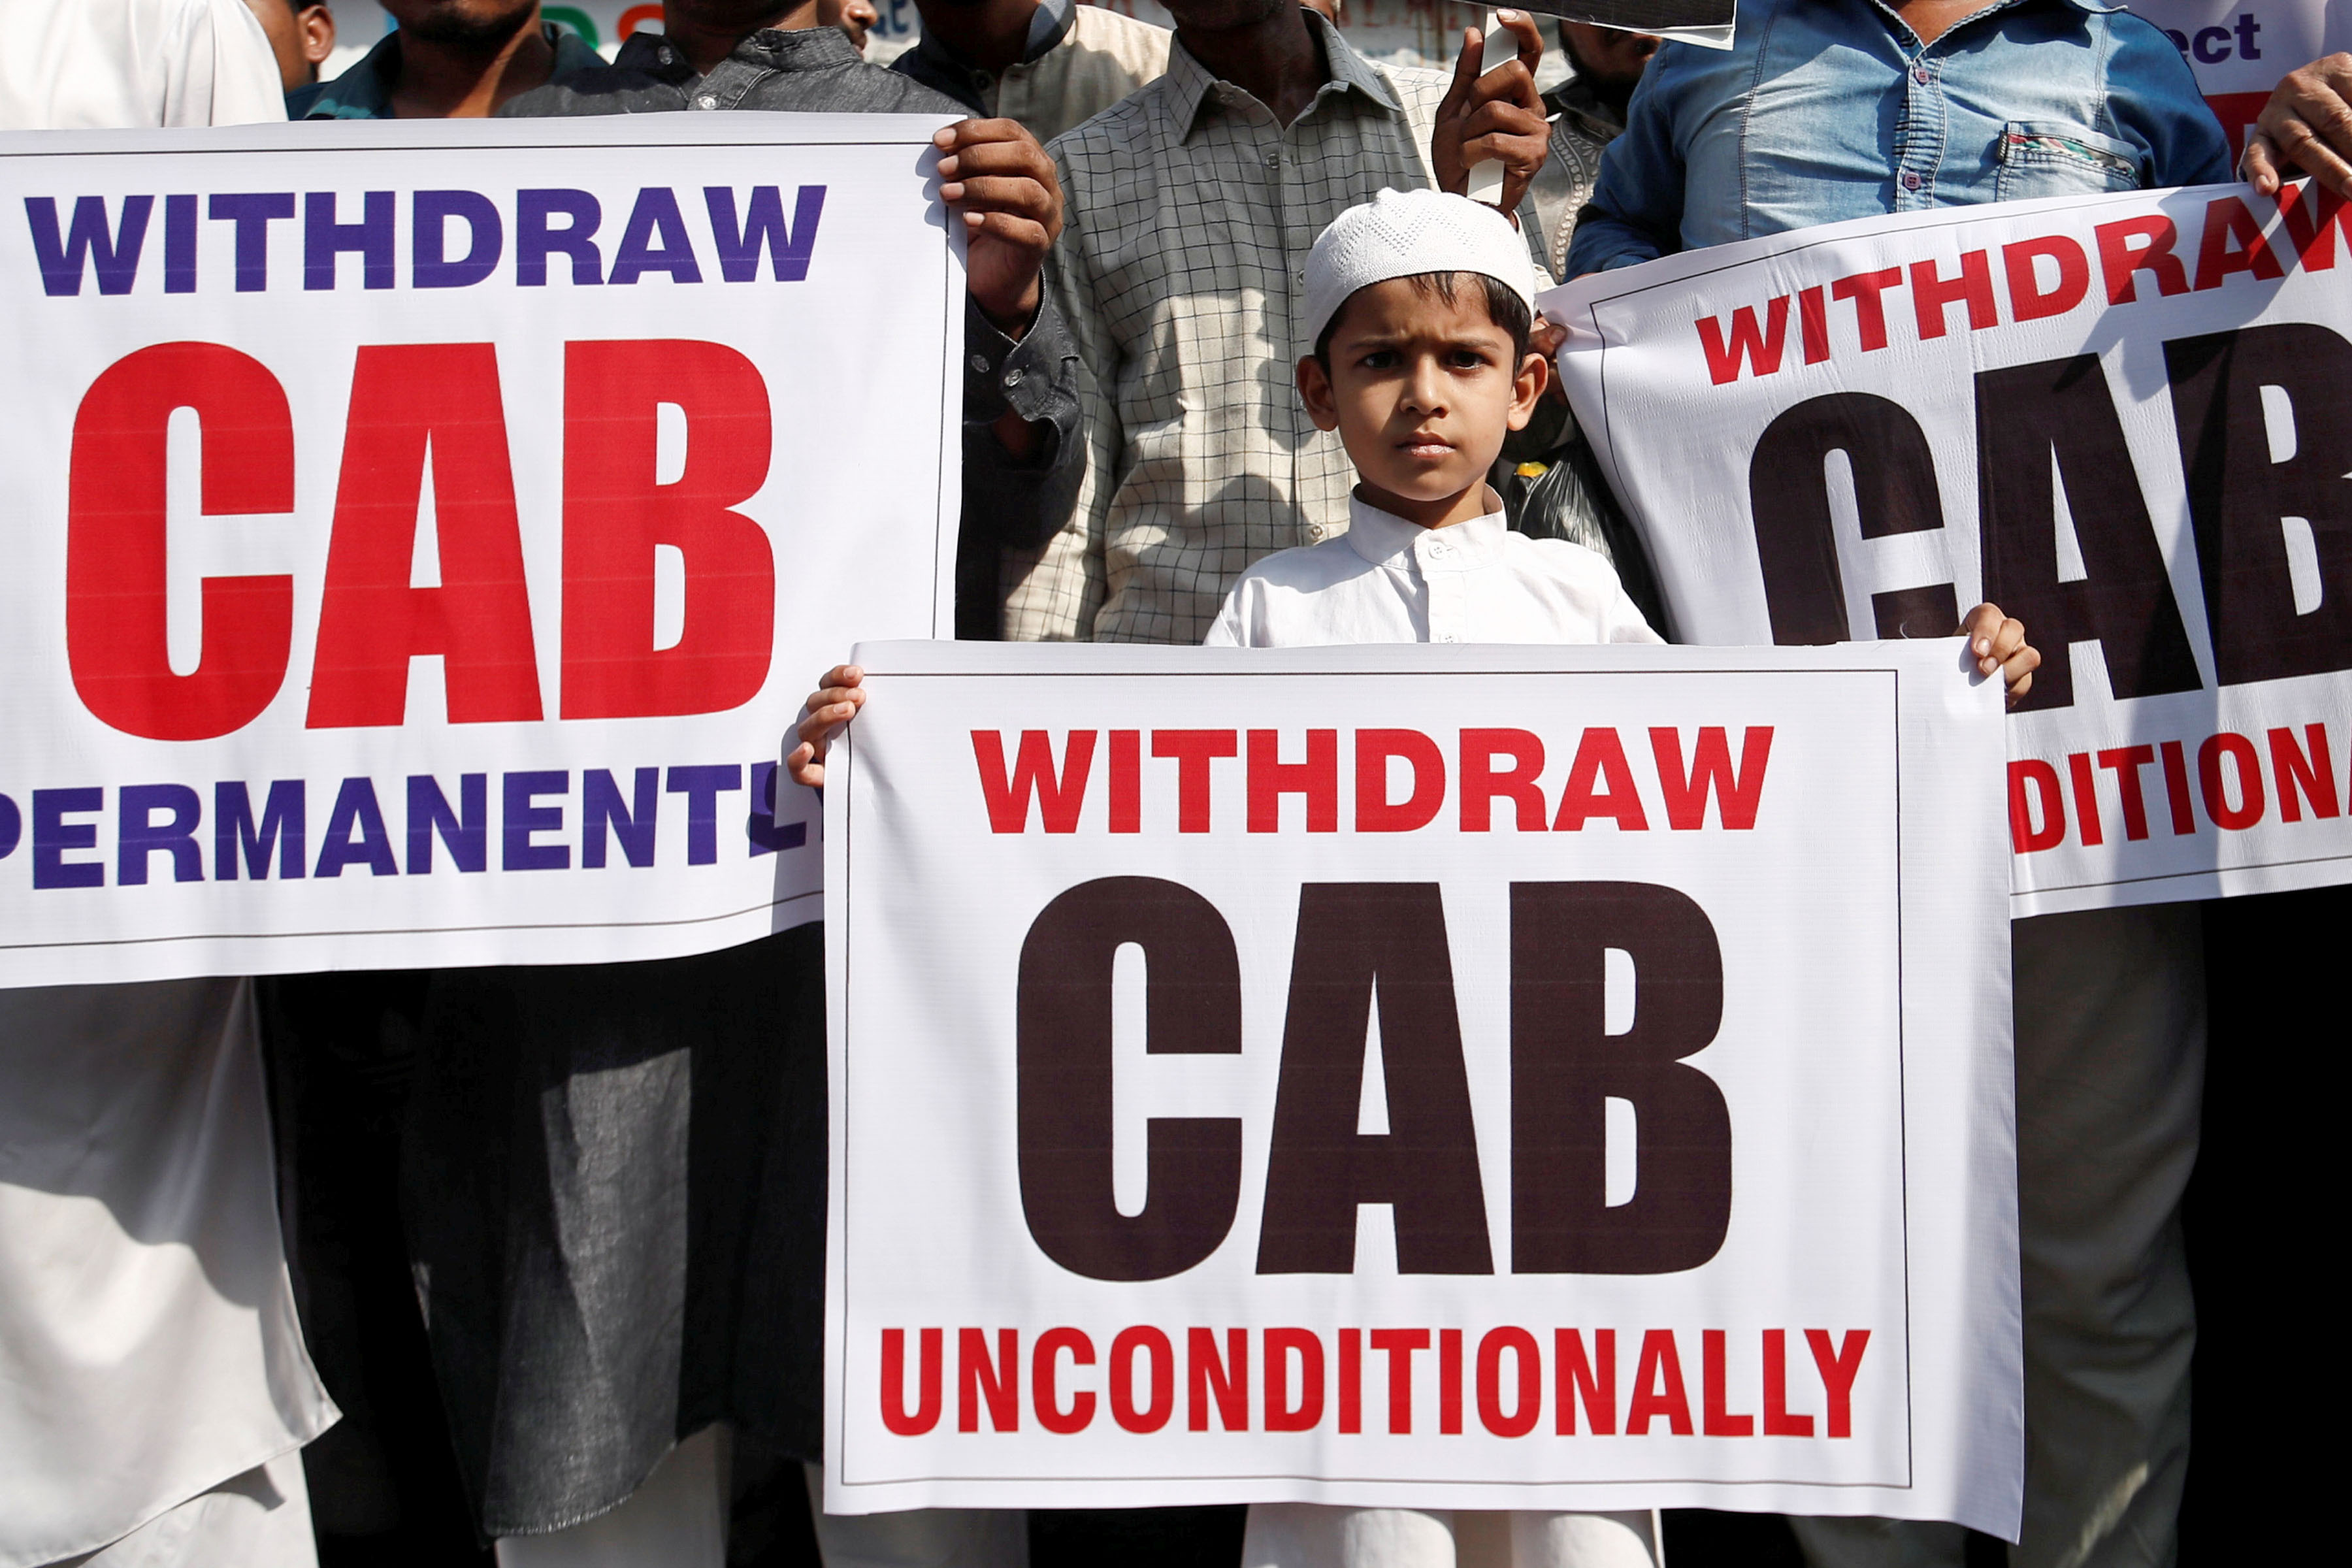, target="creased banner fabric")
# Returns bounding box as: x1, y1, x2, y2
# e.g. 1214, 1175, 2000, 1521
823, 640, 2018, 1531
0, 117, 959, 987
